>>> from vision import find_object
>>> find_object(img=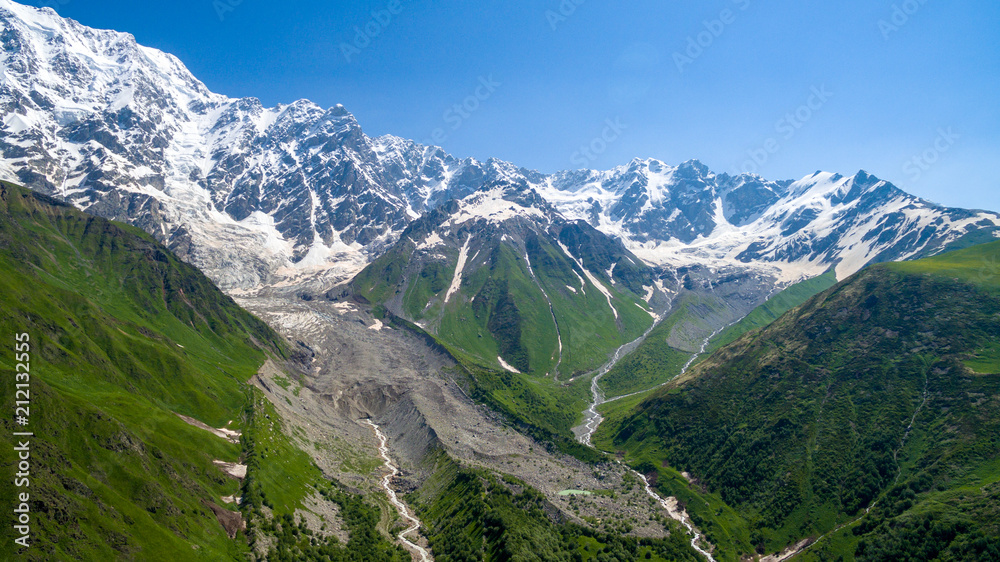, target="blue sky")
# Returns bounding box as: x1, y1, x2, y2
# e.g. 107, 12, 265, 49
40, 0, 1000, 211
